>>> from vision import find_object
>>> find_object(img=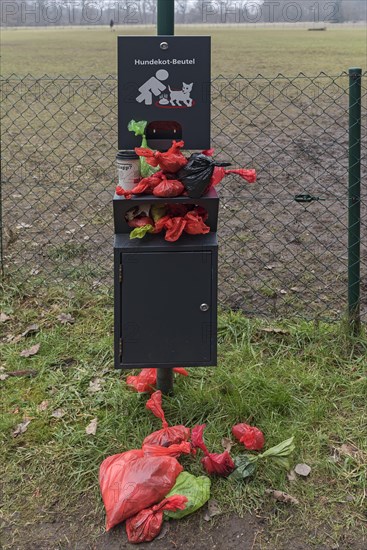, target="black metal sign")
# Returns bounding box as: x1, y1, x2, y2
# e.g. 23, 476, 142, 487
118, 36, 211, 150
